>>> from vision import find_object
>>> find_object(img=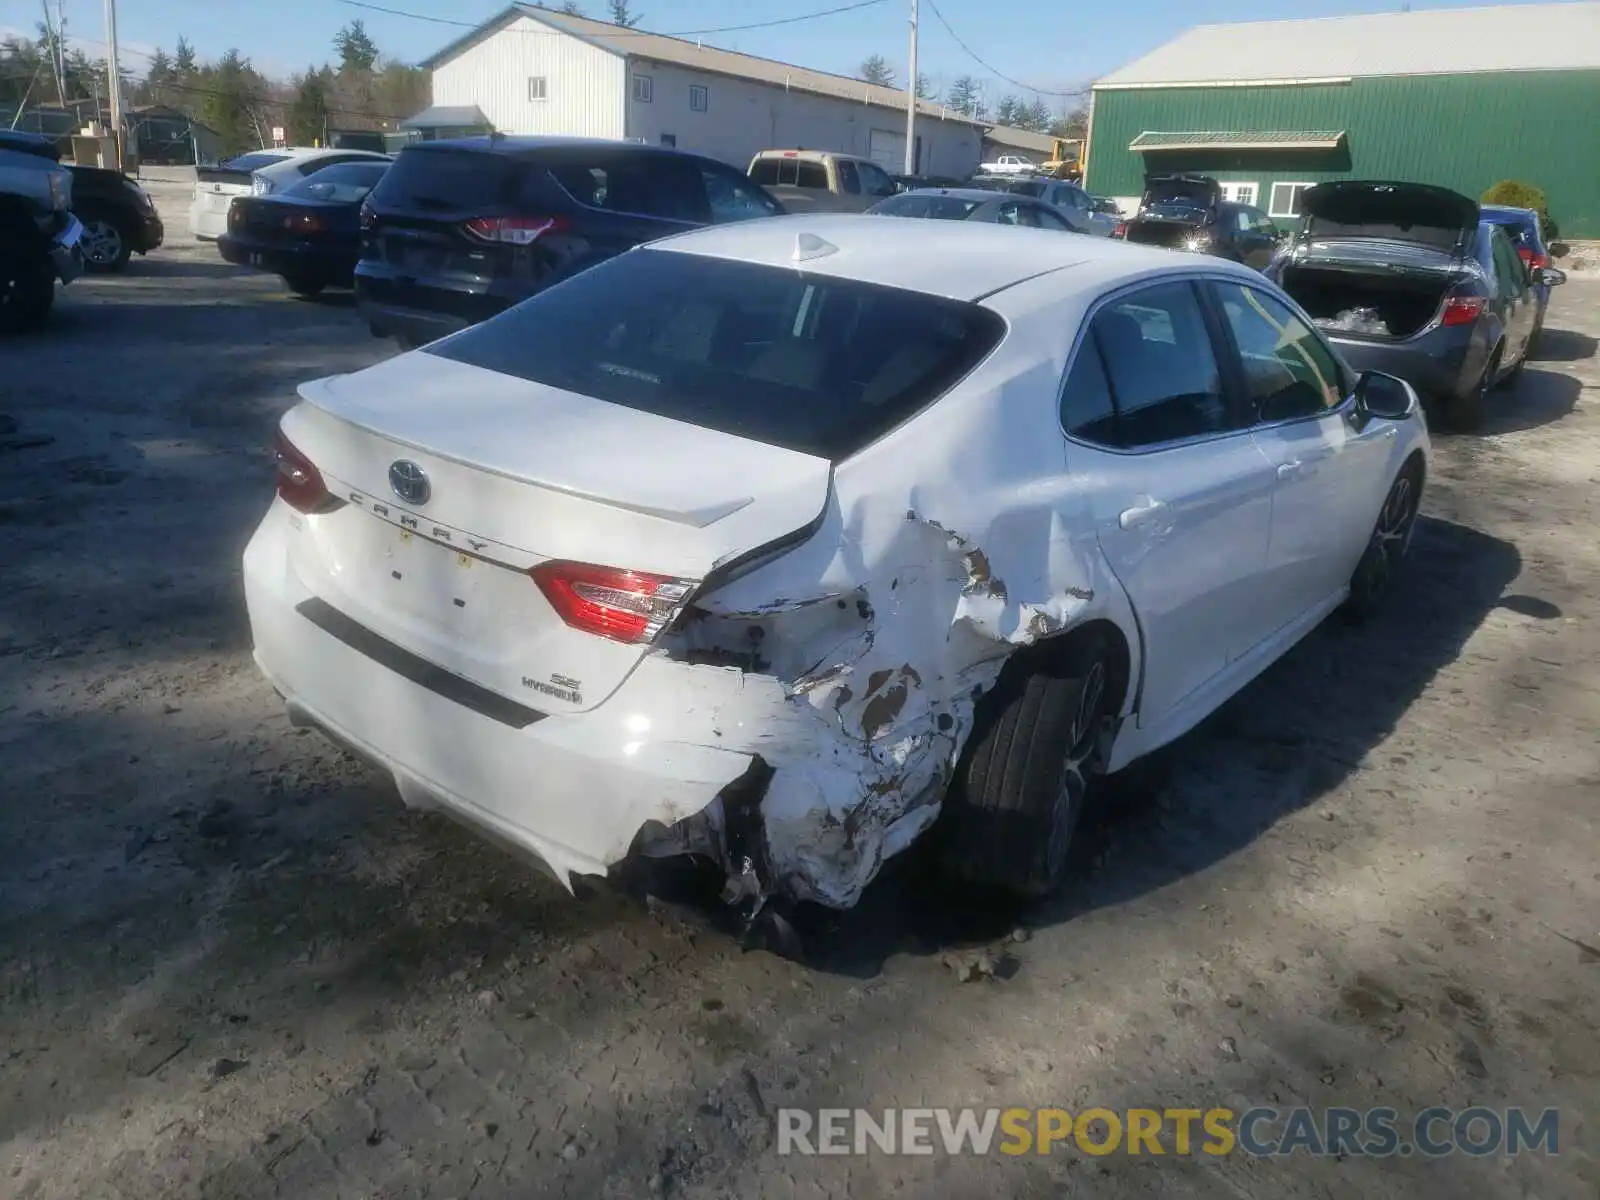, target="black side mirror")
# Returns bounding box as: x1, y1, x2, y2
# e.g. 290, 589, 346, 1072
1549, 240, 1570, 258
1537, 266, 1568, 287
1354, 370, 1416, 422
